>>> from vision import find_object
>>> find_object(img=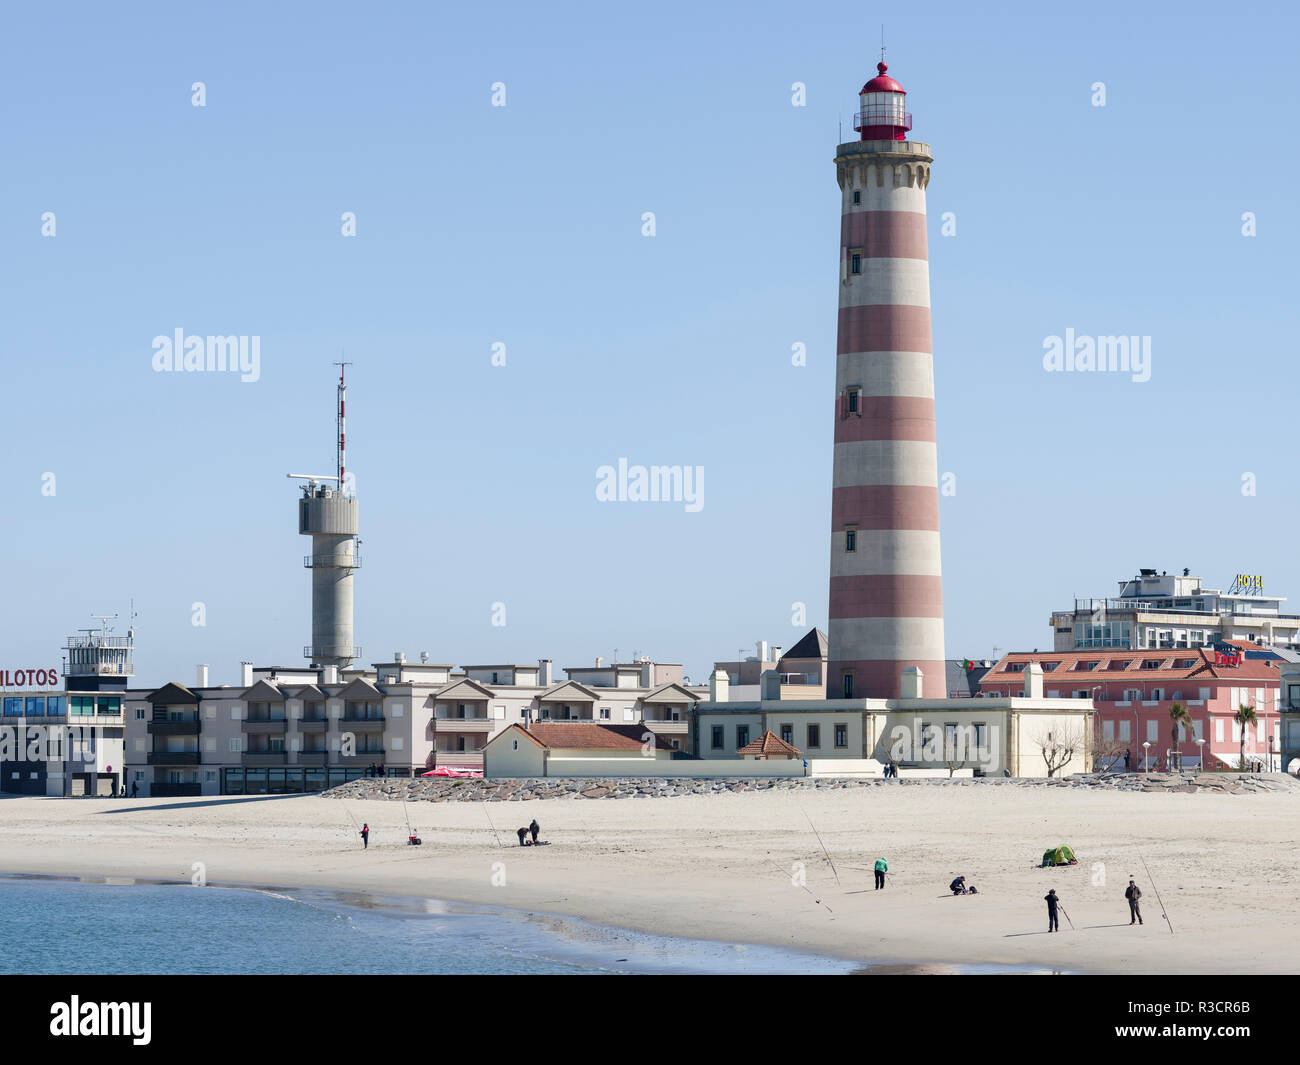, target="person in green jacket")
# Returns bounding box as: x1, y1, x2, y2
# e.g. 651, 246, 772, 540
874, 857, 888, 890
